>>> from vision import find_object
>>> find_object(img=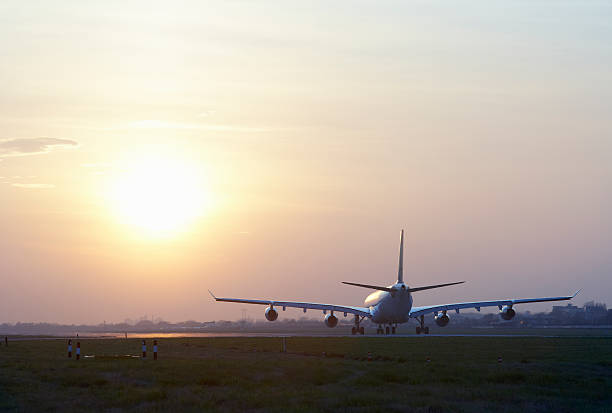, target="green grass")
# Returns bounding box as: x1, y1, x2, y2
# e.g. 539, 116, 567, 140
1, 336, 610, 412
